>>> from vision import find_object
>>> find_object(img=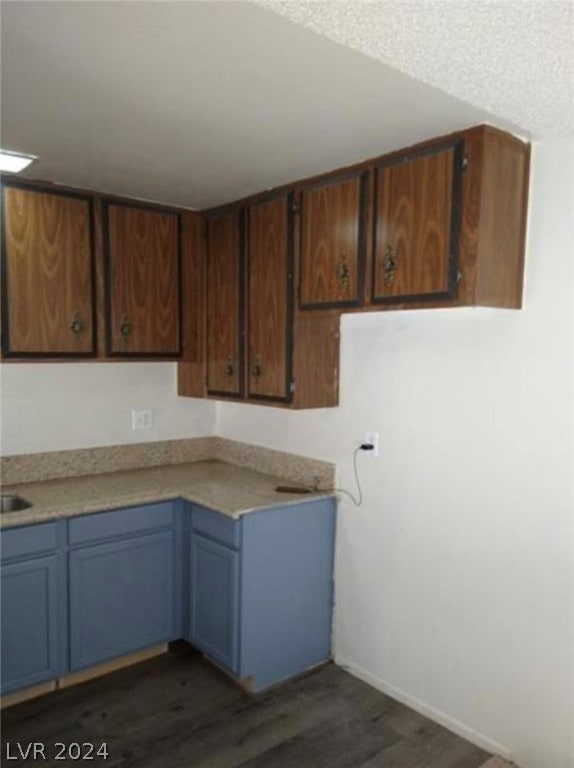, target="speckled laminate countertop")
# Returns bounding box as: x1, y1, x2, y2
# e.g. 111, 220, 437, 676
0, 460, 334, 528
